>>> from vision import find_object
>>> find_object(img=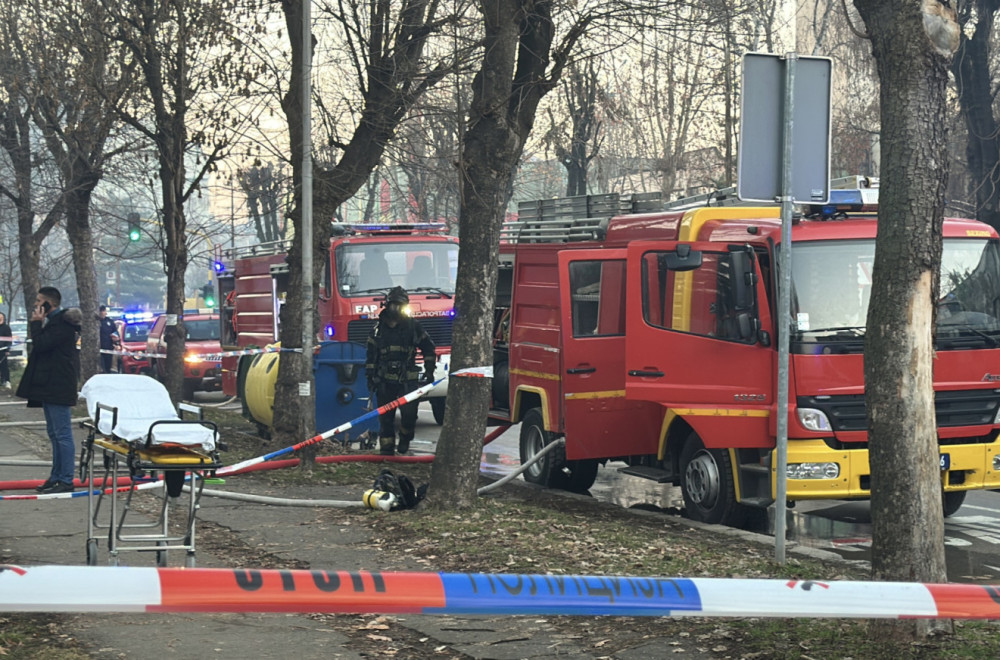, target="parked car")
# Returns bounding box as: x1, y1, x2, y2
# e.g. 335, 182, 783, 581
147, 312, 223, 400
8, 320, 28, 361
116, 317, 155, 375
